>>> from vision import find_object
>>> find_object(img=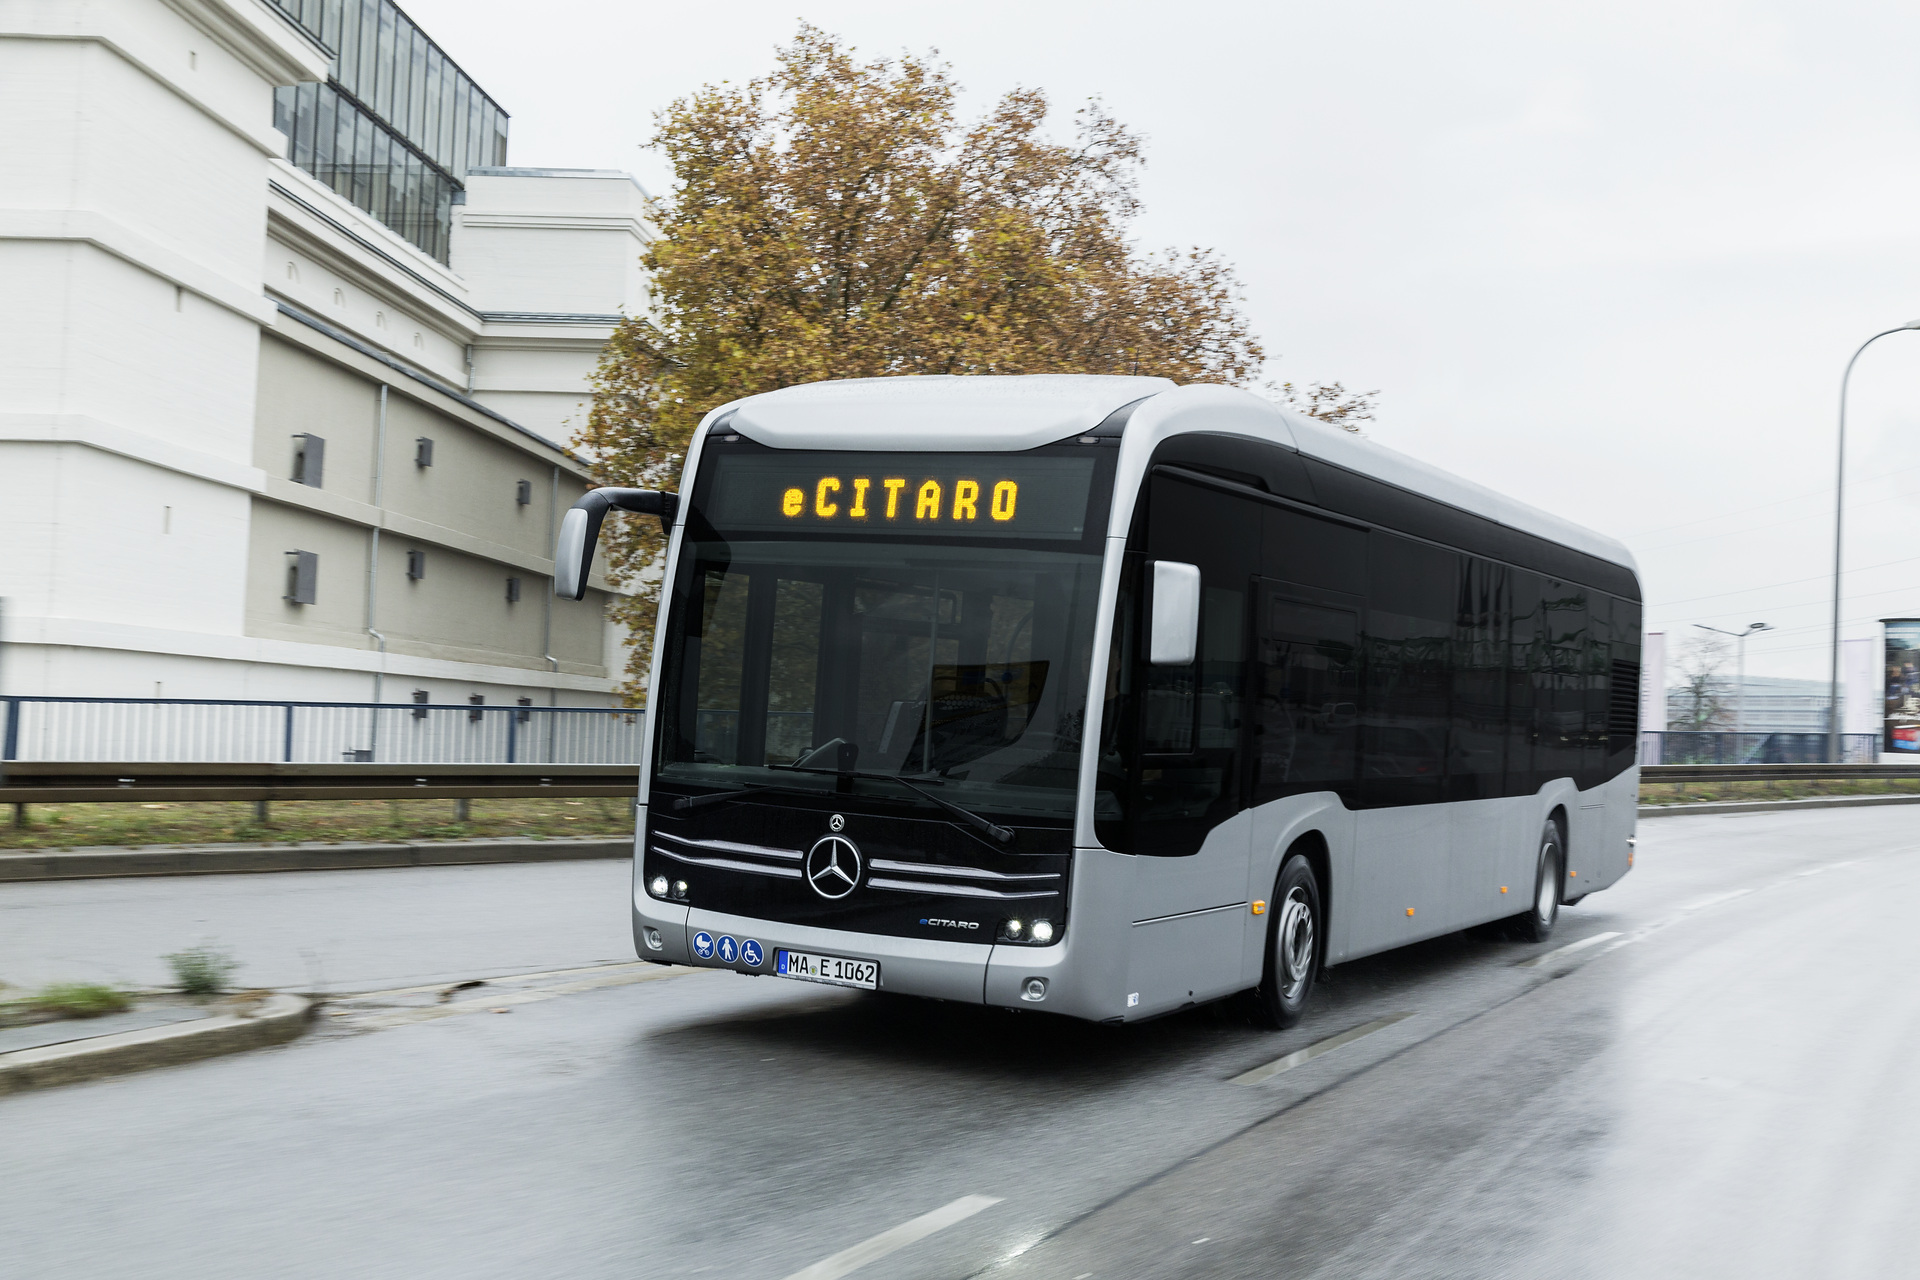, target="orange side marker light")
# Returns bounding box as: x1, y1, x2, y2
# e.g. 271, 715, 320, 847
1406, 907, 1416, 917
1251, 900, 1266, 916
1500, 886, 1508, 894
